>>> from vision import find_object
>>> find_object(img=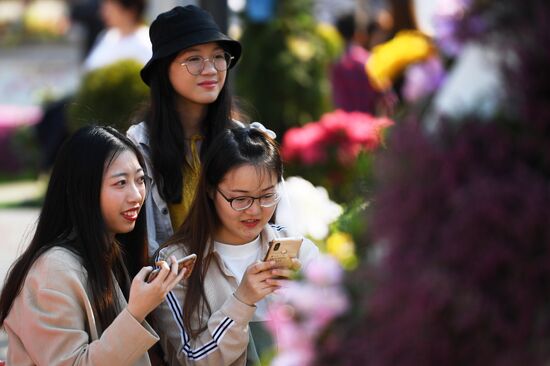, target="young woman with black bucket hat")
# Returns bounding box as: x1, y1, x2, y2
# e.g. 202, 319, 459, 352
127, 5, 248, 258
